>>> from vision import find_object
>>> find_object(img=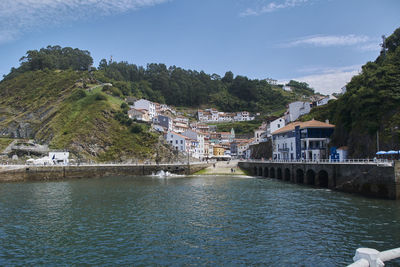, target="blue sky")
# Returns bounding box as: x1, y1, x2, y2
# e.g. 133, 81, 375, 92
0, 0, 399, 94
